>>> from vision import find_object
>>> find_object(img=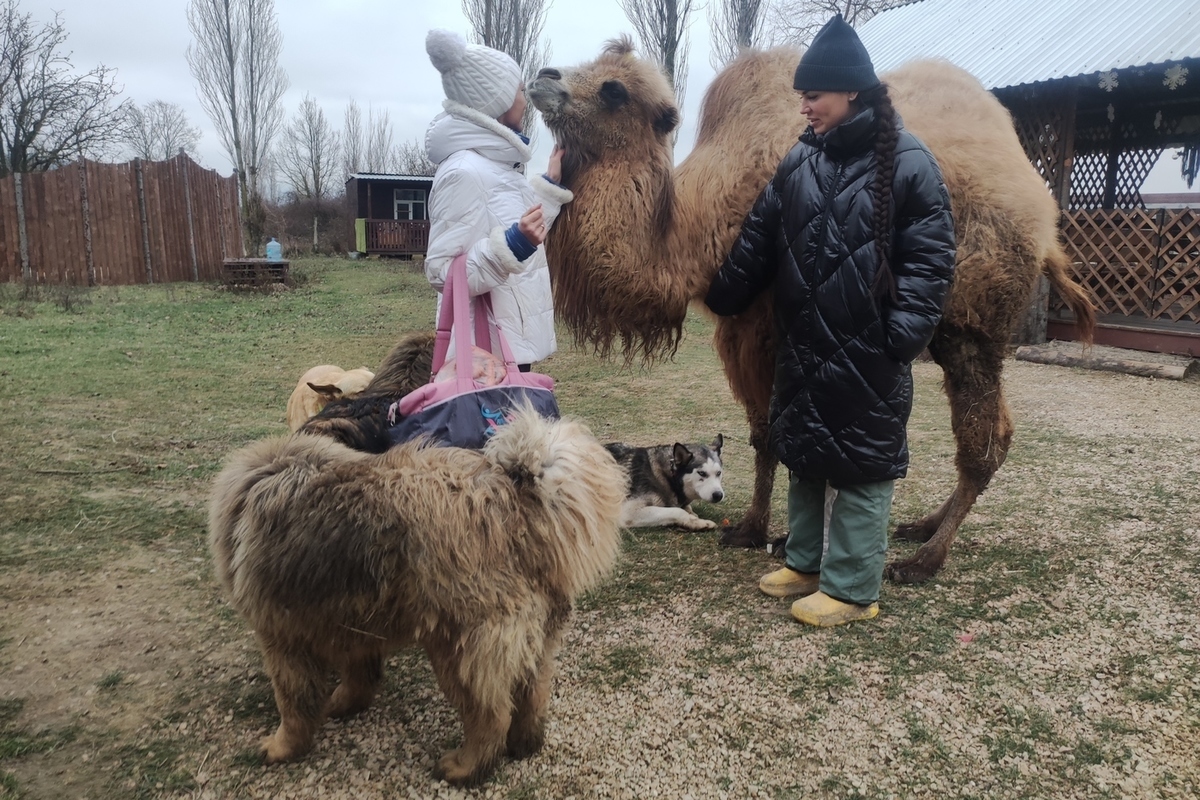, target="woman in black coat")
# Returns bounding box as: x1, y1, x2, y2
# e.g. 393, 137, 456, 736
705, 15, 956, 627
